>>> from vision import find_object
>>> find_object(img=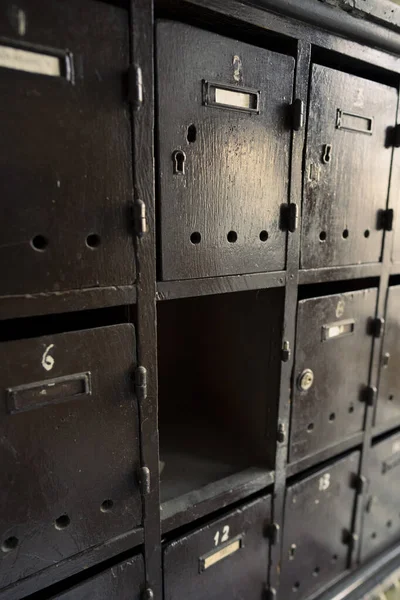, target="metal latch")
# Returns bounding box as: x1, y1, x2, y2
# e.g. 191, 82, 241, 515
133, 197, 147, 238
266, 523, 280, 545
128, 64, 143, 110
135, 366, 148, 401
292, 98, 304, 131
377, 208, 394, 232
362, 385, 377, 407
